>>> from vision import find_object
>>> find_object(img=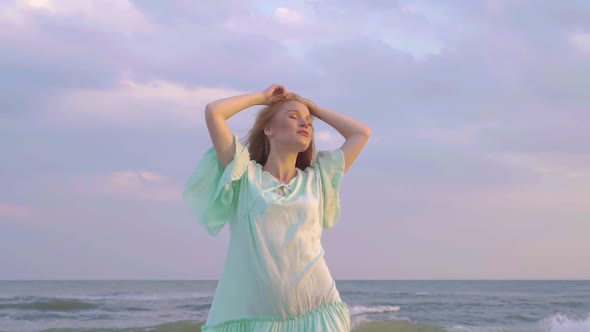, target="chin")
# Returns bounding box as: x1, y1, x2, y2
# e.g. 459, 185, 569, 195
277, 136, 311, 152
287, 140, 310, 153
